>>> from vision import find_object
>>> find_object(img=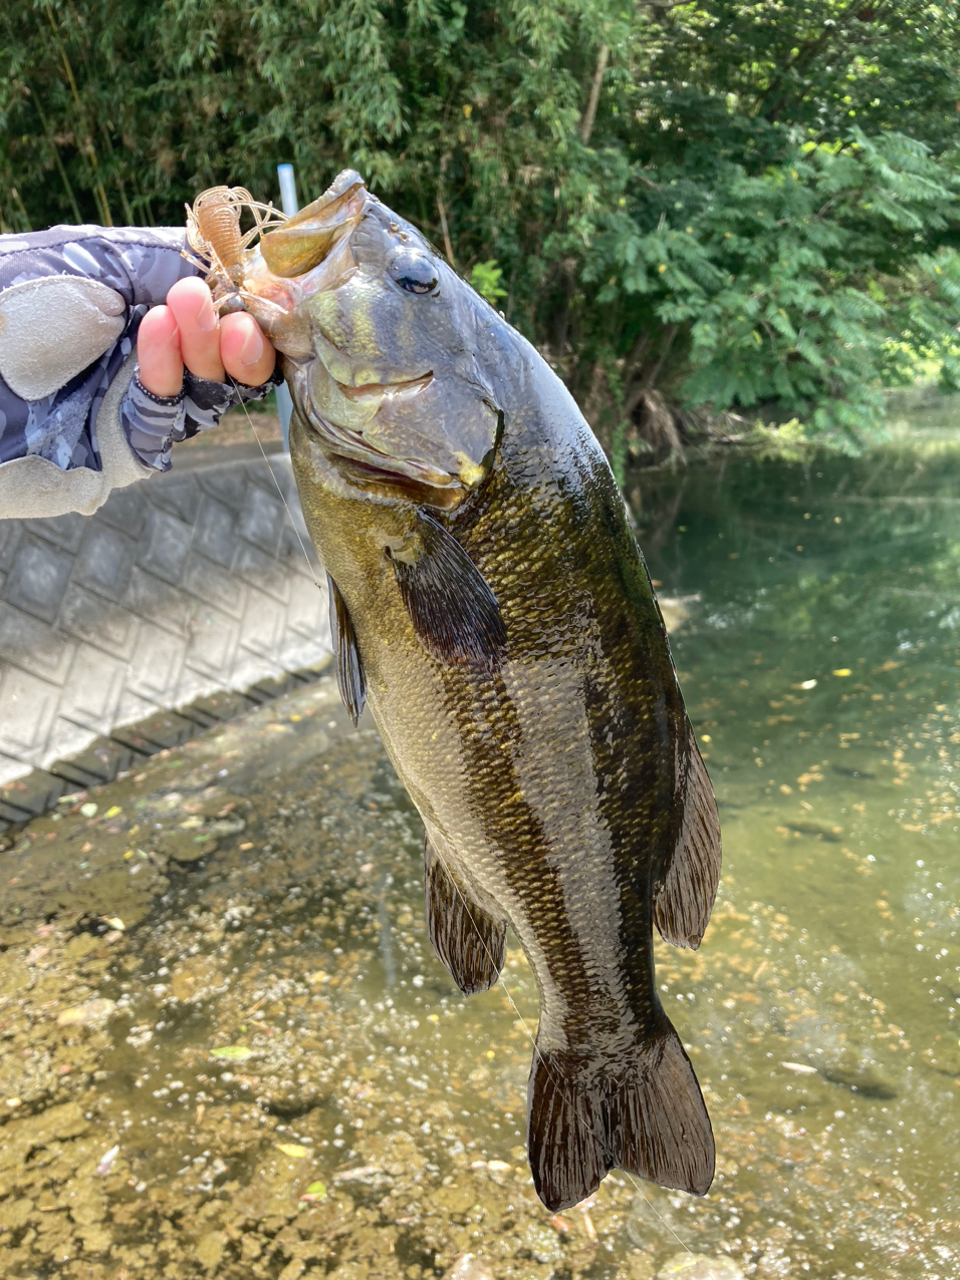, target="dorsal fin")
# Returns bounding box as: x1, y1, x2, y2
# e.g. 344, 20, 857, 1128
424, 836, 506, 994
653, 724, 721, 949
391, 511, 506, 673
326, 572, 366, 726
